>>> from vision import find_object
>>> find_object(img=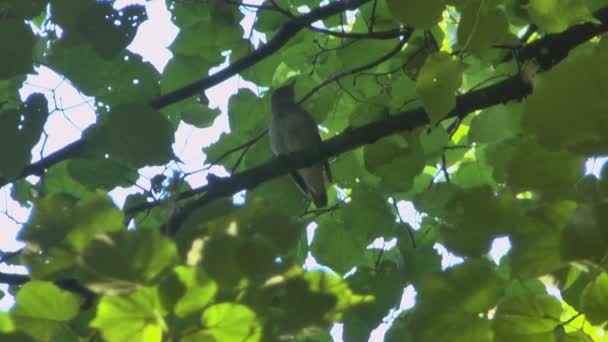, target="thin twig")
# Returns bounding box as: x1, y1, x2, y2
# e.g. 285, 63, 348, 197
300, 198, 345, 219
368, 0, 378, 32
391, 197, 416, 248
204, 130, 268, 170
555, 313, 583, 329
298, 30, 412, 104
440, 153, 450, 183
